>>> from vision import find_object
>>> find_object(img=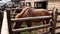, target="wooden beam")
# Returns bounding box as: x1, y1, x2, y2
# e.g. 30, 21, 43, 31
12, 24, 51, 32
11, 16, 52, 22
